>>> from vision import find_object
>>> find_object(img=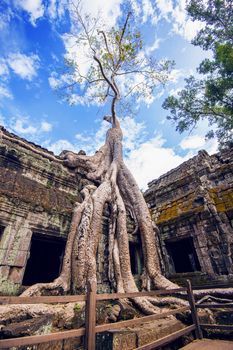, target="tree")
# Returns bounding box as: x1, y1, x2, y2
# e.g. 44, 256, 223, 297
21, 3, 181, 314
163, 0, 233, 148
